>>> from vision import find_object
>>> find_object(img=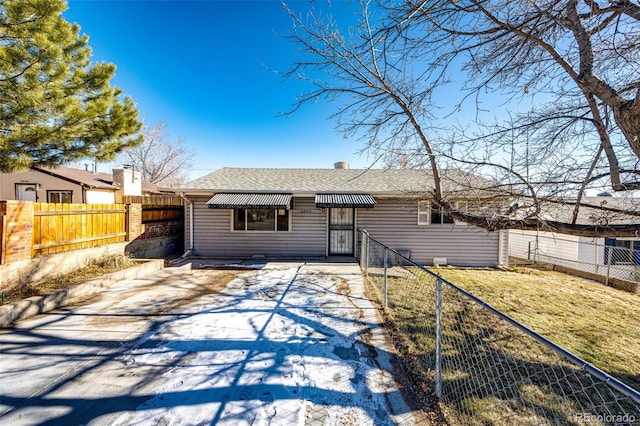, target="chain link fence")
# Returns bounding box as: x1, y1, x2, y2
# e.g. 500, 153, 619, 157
359, 230, 640, 425
509, 231, 640, 287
